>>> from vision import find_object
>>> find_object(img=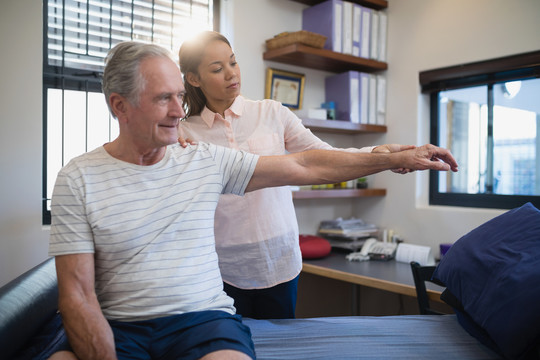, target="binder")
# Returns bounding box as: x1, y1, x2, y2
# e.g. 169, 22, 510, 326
376, 75, 386, 125
368, 74, 377, 124
378, 12, 387, 62
359, 72, 369, 124
325, 71, 360, 123
352, 4, 362, 57
360, 6, 371, 58
370, 10, 379, 60
302, 0, 343, 53
342, 1, 353, 55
